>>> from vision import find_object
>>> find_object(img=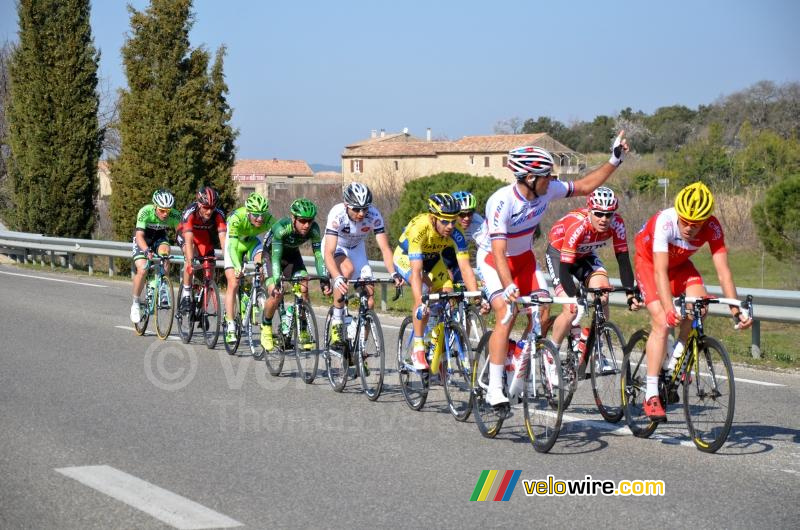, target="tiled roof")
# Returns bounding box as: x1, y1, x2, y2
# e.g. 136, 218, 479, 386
314, 171, 342, 181
232, 159, 313, 177
346, 132, 424, 148
342, 133, 577, 158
